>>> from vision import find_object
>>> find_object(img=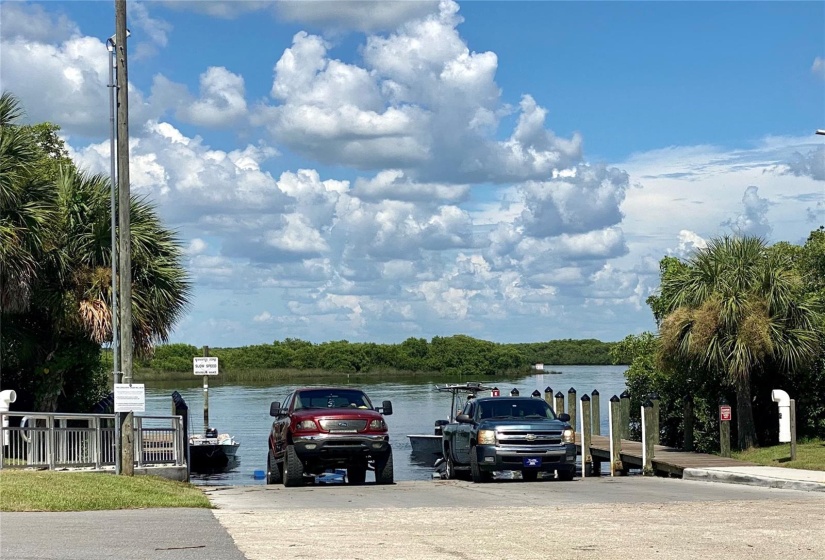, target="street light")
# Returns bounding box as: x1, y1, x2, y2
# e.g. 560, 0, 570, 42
106, 28, 128, 475
816, 129, 825, 136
